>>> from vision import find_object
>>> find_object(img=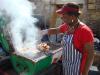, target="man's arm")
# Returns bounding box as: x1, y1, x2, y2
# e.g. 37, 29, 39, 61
82, 42, 94, 75
41, 27, 61, 35
48, 27, 60, 35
